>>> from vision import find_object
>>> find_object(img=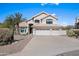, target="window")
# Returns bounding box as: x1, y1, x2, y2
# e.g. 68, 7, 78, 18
35, 20, 39, 23
21, 29, 25, 33
46, 19, 53, 24
20, 27, 27, 33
